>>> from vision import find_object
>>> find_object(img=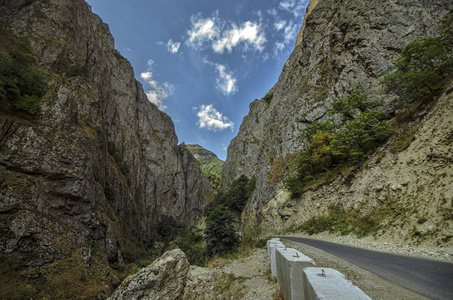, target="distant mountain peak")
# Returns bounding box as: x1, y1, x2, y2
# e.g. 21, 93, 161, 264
186, 144, 224, 176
